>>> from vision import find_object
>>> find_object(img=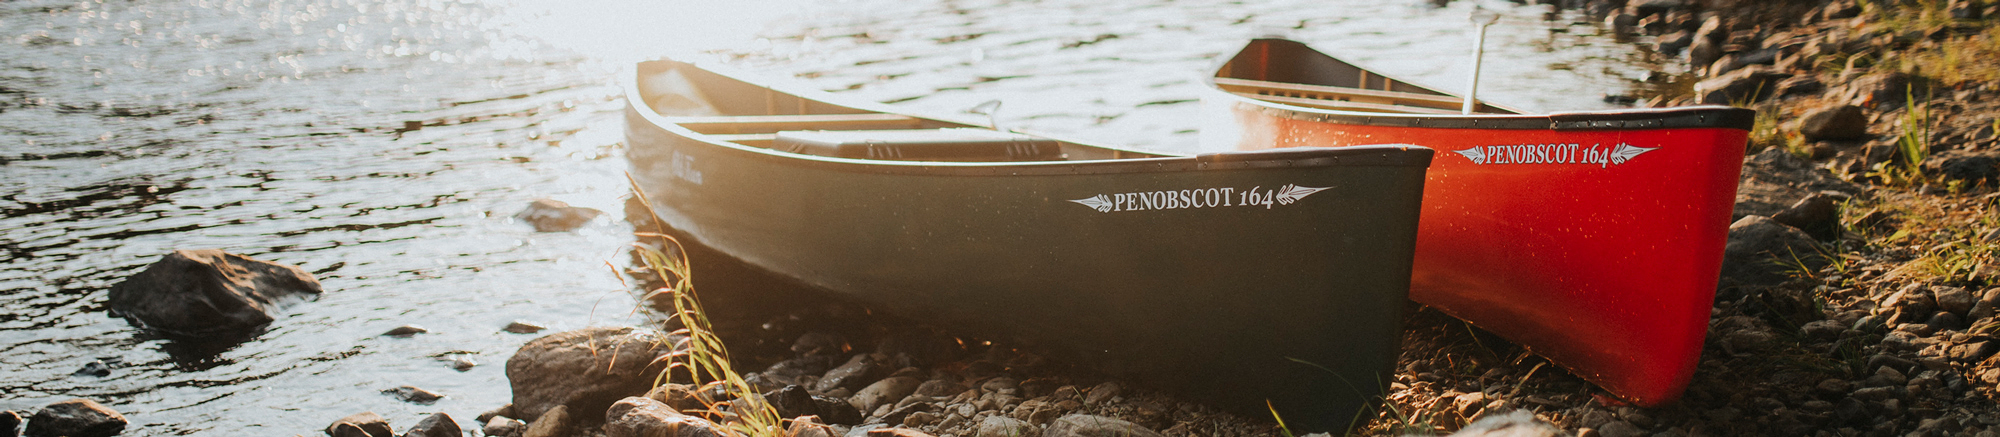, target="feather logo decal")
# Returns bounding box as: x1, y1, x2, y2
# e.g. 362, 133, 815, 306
1068, 195, 1114, 212
1453, 147, 1488, 165
1609, 143, 1659, 165
1274, 185, 1330, 205
1453, 143, 1661, 167
1069, 184, 1334, 213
